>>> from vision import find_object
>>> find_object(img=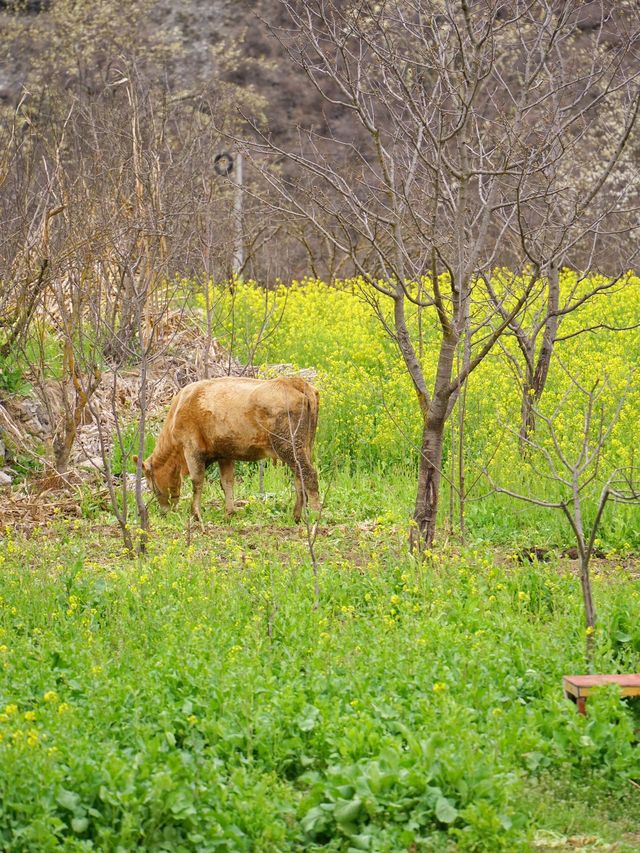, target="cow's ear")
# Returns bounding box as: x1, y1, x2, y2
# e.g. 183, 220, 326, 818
133, 455, 151, 474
